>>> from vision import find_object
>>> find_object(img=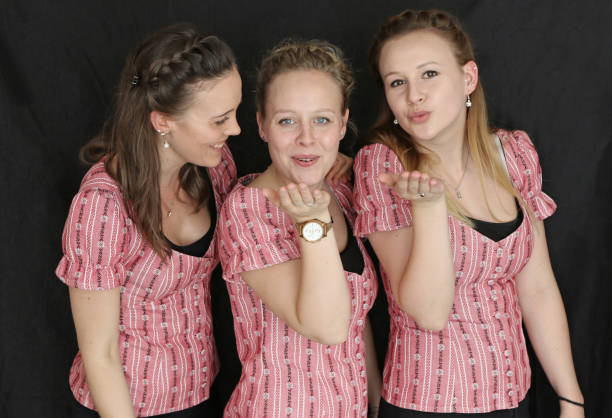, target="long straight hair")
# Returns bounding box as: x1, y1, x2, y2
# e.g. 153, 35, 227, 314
369, 10, 532, 225
81, 23, 236, 259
